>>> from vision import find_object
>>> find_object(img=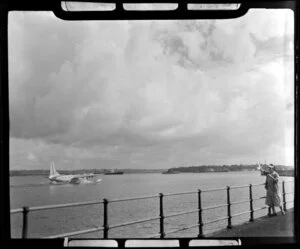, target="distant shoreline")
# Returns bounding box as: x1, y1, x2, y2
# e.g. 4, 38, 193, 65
9, 164, 293, 177
10, 170, 256, 177
9, 169, 164, 176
